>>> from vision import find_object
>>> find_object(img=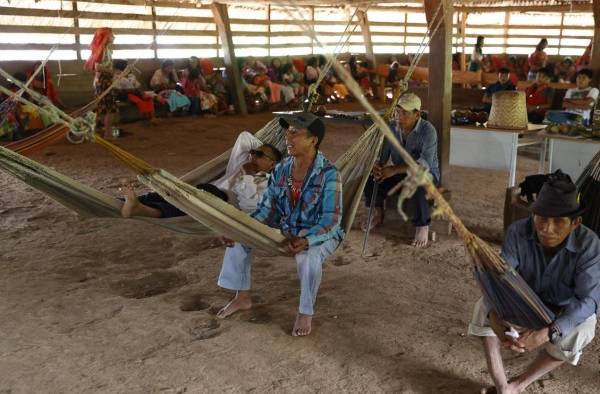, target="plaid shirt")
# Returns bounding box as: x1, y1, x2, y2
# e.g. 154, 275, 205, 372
252, 151, 344, 247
